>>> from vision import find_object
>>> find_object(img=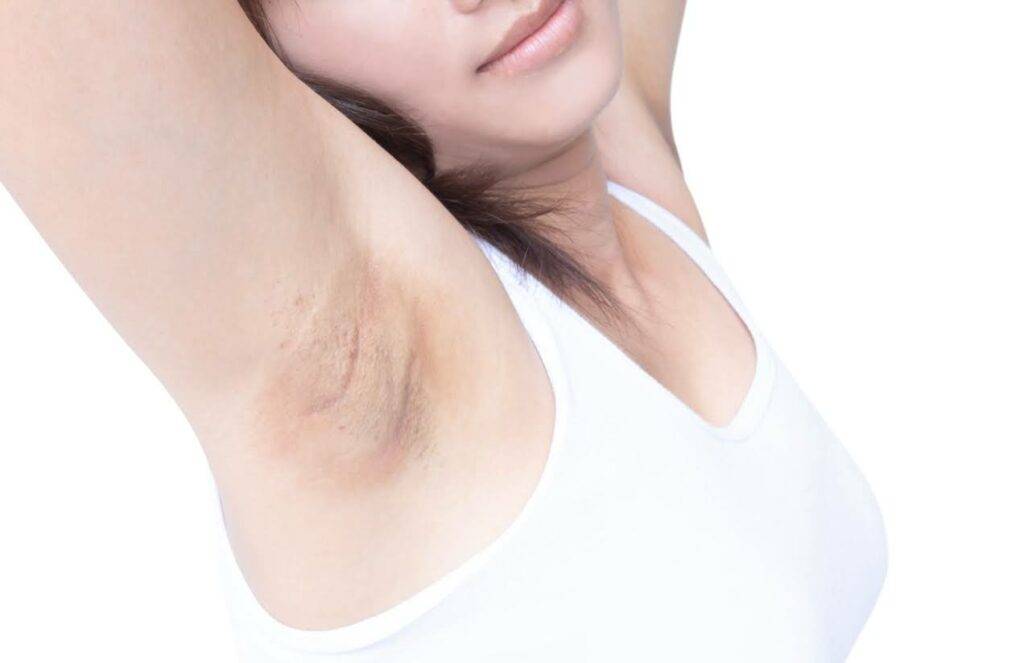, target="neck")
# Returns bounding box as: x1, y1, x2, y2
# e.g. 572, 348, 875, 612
494, 130, 637, 288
